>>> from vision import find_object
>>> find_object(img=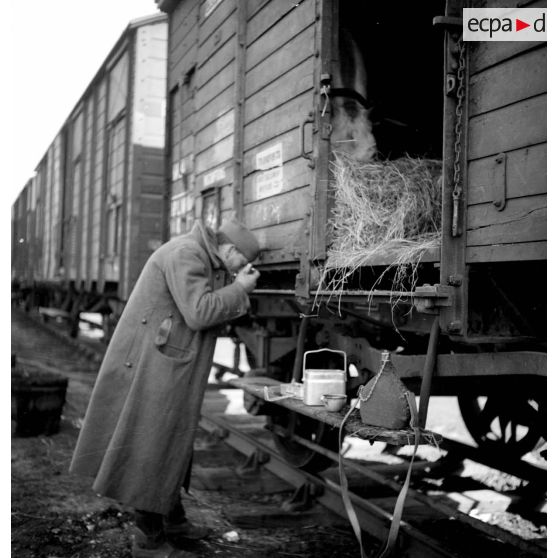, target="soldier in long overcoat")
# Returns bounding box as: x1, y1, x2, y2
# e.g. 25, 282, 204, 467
70, 219, 260, 557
